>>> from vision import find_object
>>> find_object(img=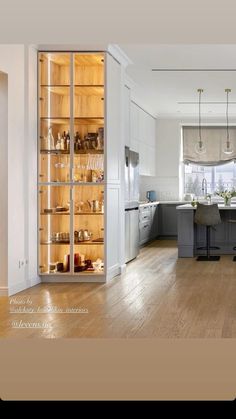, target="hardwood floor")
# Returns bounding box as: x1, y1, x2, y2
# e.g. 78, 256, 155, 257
1, 239, 236, 338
